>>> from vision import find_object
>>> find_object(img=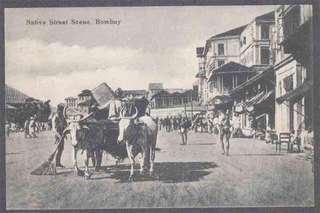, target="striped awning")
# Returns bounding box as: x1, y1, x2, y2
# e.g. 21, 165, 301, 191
235, 90, 274, 113
276, 81, 312, 104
